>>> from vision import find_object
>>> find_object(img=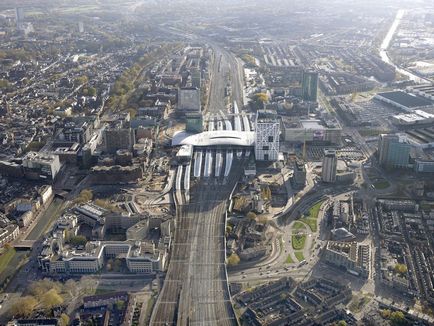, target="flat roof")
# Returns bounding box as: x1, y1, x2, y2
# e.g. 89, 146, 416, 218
377, 91, 432, 108
300, 120, 325, 130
